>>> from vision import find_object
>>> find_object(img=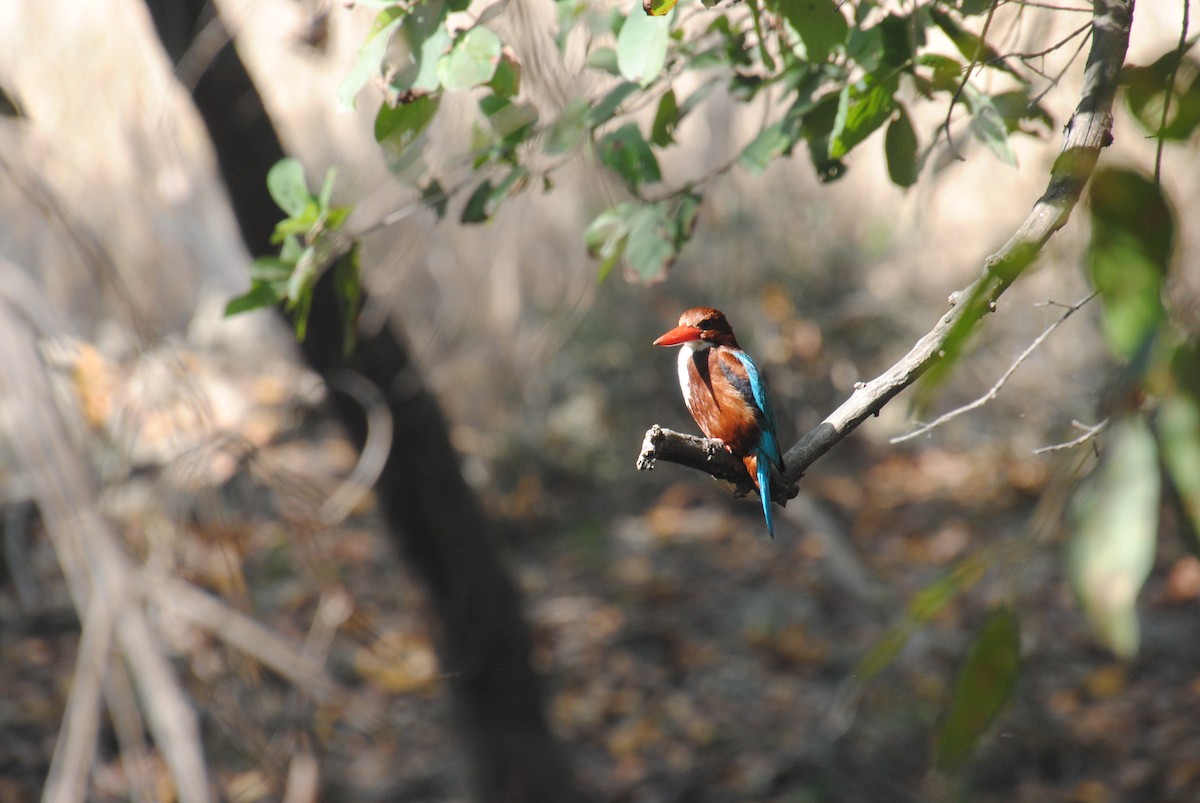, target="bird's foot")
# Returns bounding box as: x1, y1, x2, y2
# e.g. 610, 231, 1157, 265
701, 437, 729, 460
